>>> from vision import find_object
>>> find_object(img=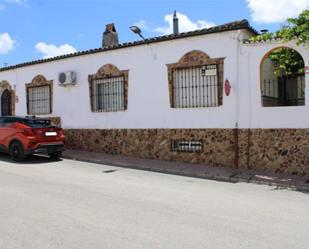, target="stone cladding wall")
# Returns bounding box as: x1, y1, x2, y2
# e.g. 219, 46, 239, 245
64, 129, 236, 168
238, 129, 309, 175
64, 128, 309, 176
